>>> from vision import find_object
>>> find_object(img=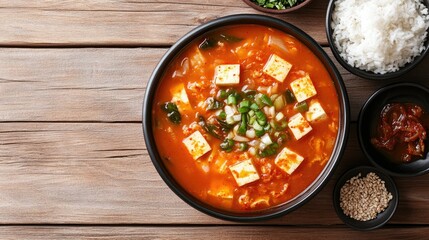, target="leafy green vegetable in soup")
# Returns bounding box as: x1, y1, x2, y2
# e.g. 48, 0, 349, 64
161, 102, 181, 124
